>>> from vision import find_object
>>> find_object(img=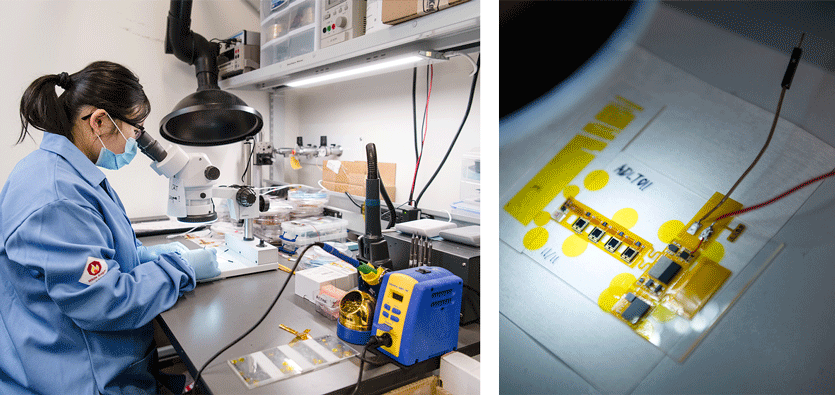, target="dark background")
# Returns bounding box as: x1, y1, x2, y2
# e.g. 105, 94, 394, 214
499, 1, 635, 119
